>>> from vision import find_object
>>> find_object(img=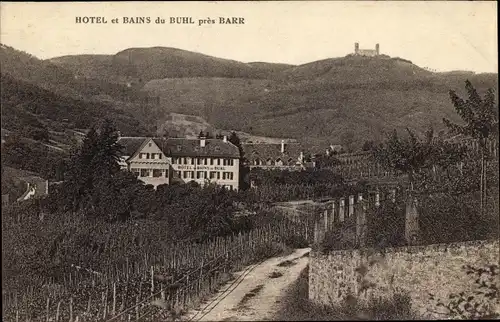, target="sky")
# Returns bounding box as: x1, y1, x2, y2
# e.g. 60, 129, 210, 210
1, 1, 497, 73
